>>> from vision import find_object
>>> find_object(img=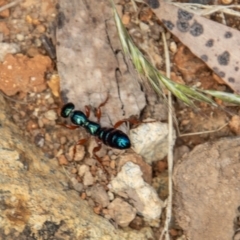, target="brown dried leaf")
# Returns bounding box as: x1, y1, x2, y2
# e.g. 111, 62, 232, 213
152, 2, 240, 93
